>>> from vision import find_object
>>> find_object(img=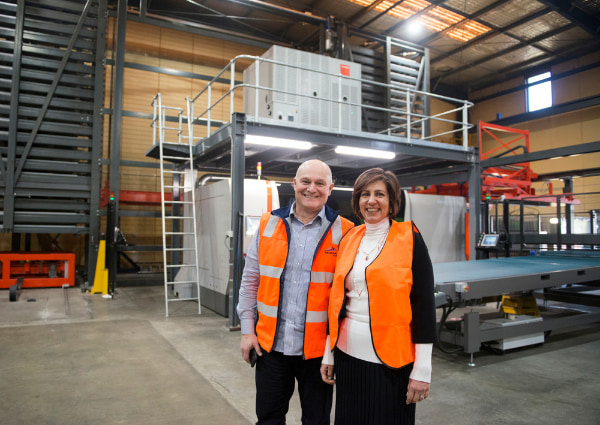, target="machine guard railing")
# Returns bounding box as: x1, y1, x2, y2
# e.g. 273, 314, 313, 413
518, 192, 600, 251
186, 54, 474, 149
